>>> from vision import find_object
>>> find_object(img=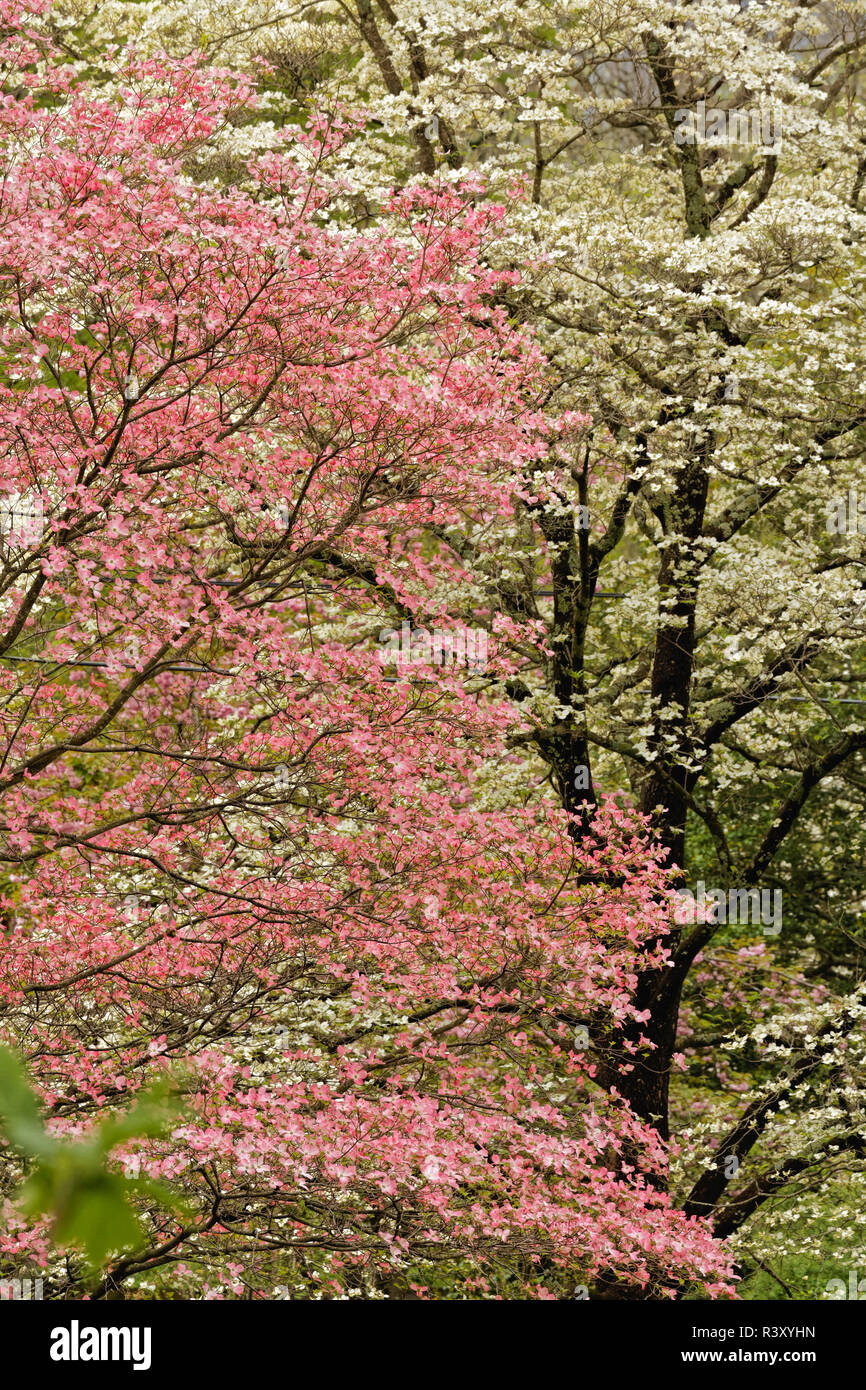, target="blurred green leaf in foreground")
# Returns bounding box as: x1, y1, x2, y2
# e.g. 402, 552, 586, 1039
0, 1044, 188, 1270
